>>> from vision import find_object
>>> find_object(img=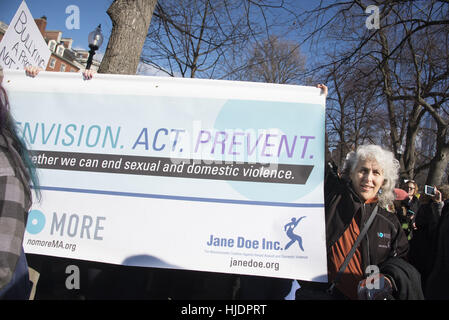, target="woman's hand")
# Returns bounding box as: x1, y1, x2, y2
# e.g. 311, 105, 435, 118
316, 83, 328, 97
434, 187, 442, 204
25, 66, 43, 77
82, 69, 95, 80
